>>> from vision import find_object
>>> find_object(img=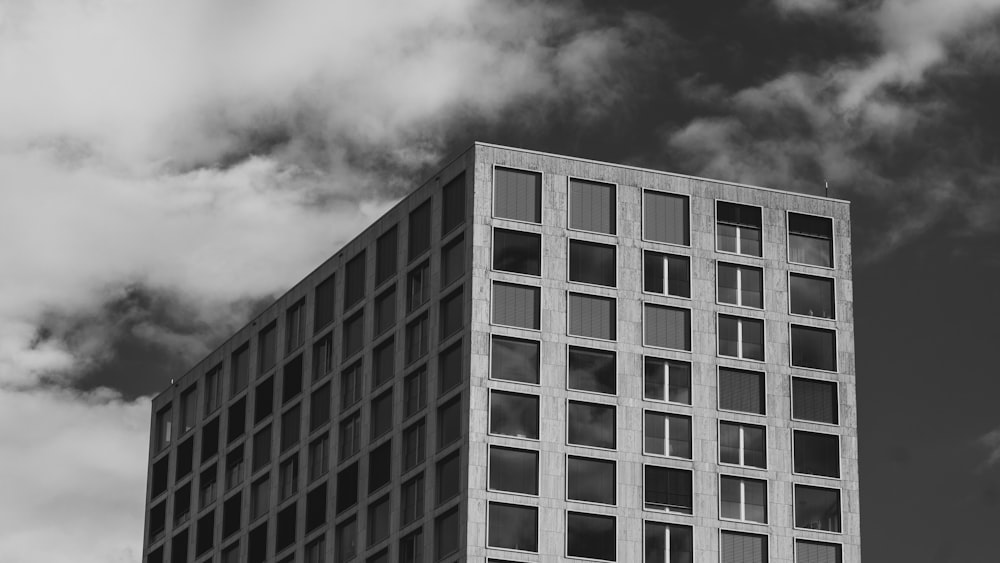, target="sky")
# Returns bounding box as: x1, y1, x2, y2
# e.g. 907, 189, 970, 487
1, 0, 1000, 561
